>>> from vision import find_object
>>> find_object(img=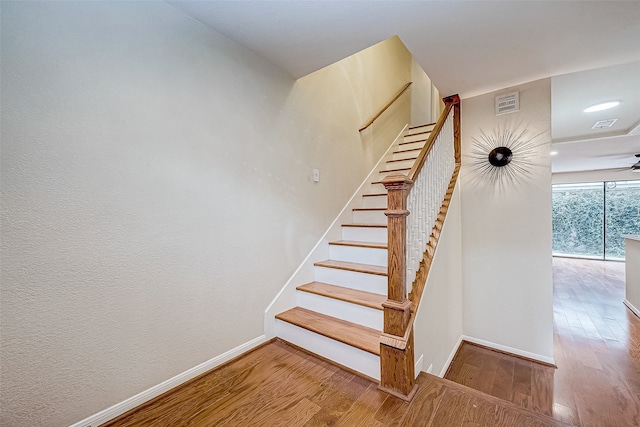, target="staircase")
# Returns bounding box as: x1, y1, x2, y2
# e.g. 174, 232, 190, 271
275, 123, 436, 380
